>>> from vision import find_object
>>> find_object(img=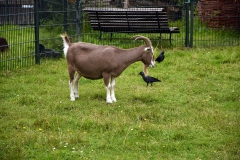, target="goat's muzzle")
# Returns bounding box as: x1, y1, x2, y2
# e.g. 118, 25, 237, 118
149, 60, 155, 68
